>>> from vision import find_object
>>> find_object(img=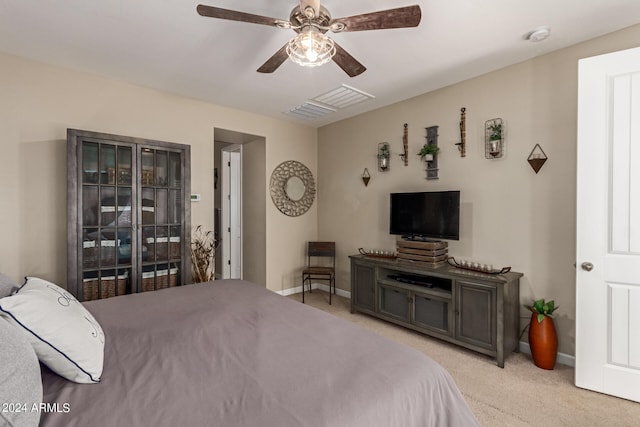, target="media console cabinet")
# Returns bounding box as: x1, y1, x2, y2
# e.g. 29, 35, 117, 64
350, 255, 523, 367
